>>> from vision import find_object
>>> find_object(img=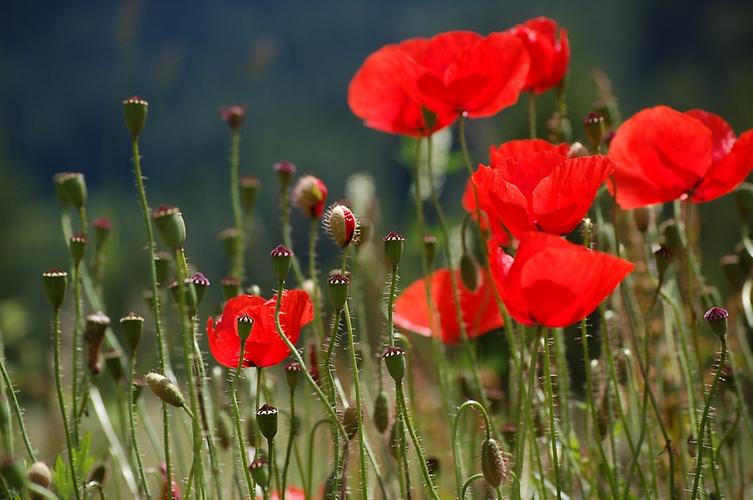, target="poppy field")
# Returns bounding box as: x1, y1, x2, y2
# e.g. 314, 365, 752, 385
4, 12, 753, 500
